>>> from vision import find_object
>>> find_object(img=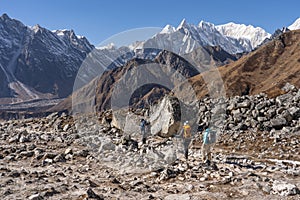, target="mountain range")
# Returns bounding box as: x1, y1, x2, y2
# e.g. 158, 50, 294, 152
0, 13, 300, 112
0, 14, 94, 104
129, 19, 270, 55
